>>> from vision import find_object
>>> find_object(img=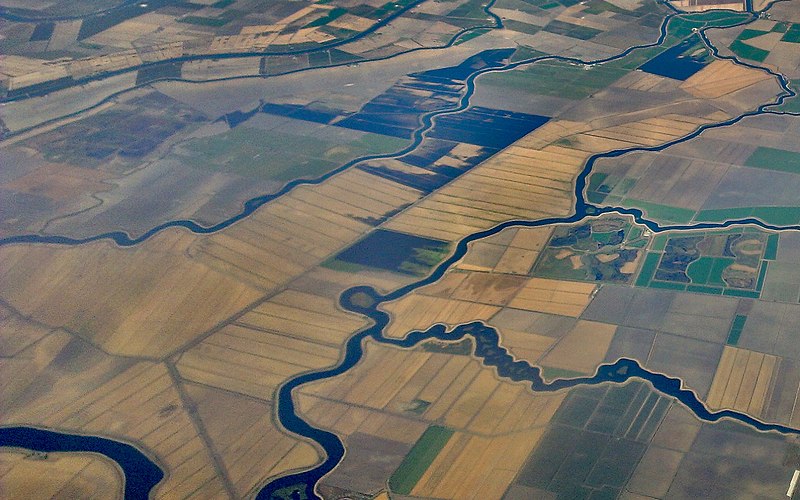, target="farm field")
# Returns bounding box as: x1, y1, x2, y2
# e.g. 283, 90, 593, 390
3, 0, 800, 499
0, 450, 123, 499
